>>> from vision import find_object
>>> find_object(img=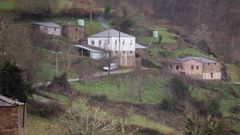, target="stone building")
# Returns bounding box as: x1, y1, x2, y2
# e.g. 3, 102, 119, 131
169, 57, 222, 80
62, 24, 84, 43
0, 95, 26, 135
32, 22, 62, 36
